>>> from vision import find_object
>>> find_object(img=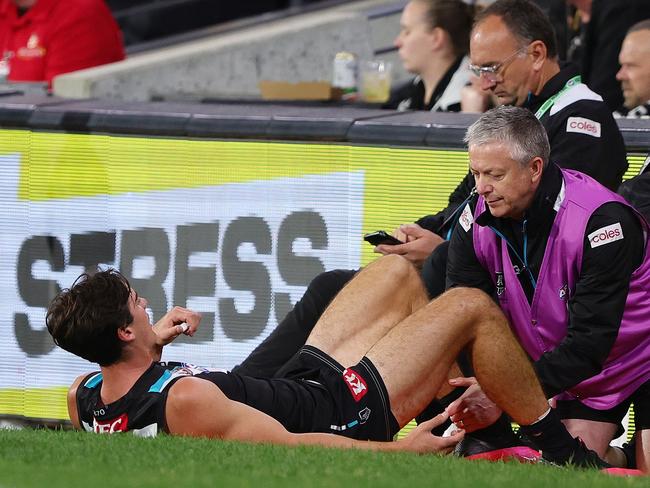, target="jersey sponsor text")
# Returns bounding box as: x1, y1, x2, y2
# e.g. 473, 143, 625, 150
342, 368, 368, 402
93, 413, 129, 434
